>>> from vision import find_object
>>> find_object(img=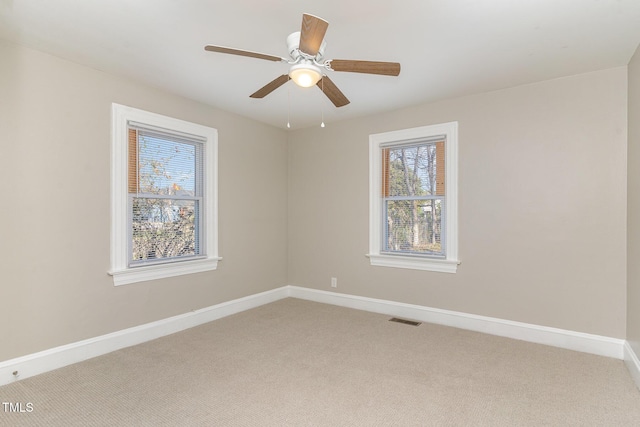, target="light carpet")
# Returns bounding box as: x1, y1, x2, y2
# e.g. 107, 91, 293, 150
1, 298, 639, 426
